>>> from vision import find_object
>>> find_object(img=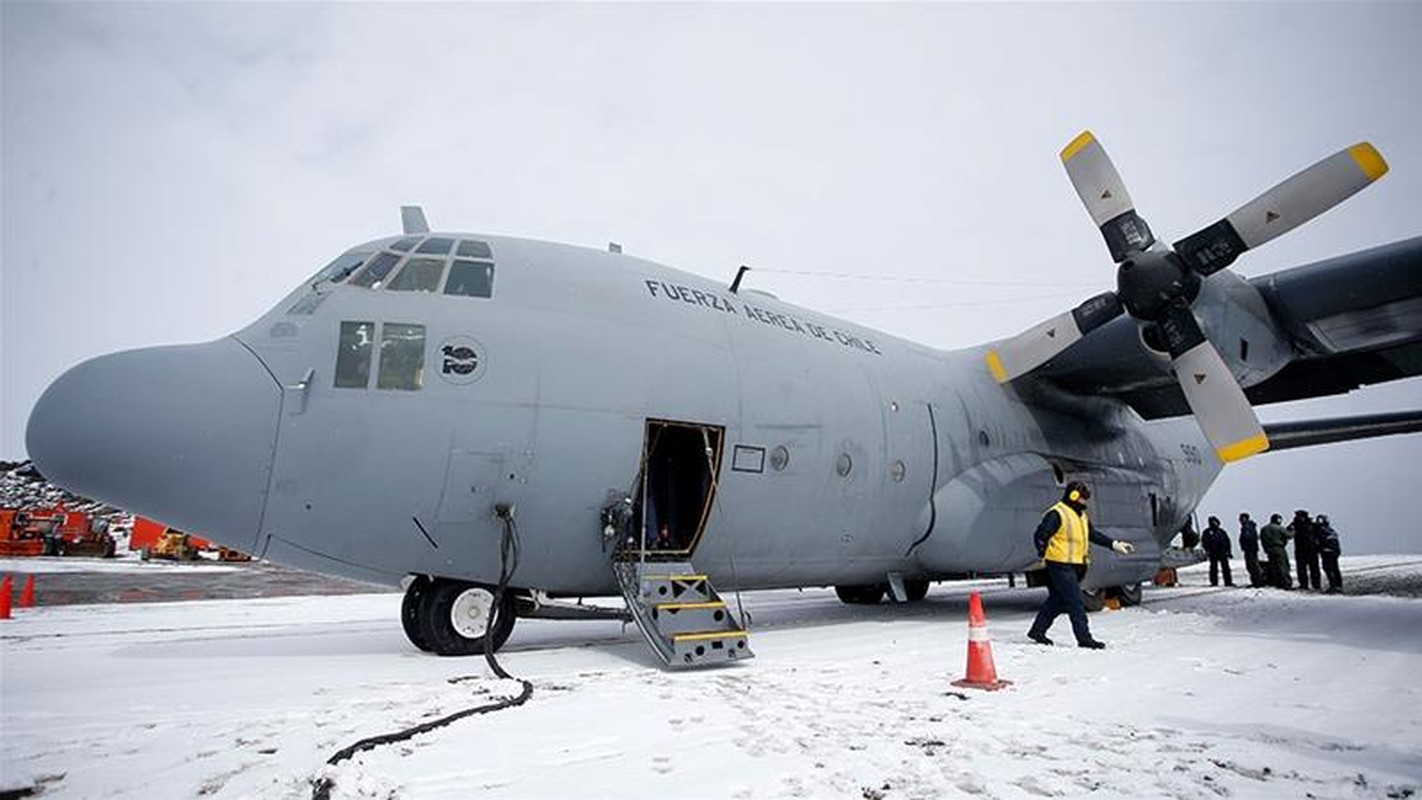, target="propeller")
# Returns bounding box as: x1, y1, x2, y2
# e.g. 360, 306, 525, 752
986, 132, 1388, 462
